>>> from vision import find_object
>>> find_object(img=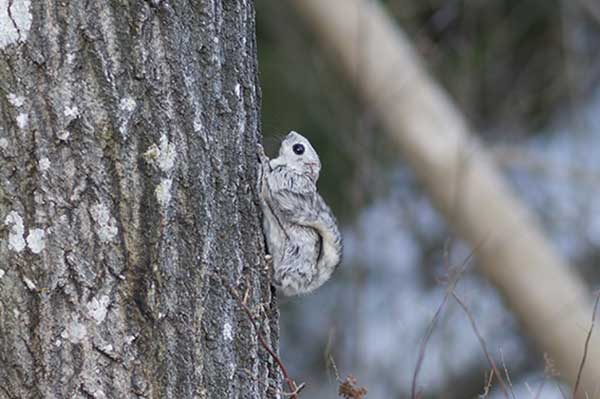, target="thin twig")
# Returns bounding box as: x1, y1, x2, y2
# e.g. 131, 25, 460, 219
231, 287, 301, 397
500, 347, 517, 399
410, 285, 450, 399
283, 383, 306, 397
480, 371, 494, 398
238, 367, 298, 397
410, 238, 486, 399
328, 355, 342, 382
533, 376, 547, 399
453, 292, 511, 399
217, 275, 302, 398
573, 290, 600, 398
